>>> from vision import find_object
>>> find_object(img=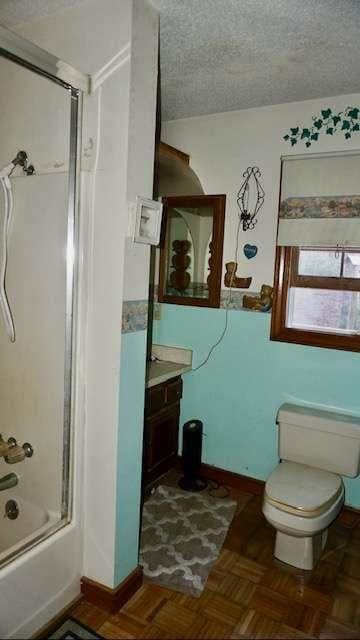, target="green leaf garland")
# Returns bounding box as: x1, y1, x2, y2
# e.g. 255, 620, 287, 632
283, 106, 360, 147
